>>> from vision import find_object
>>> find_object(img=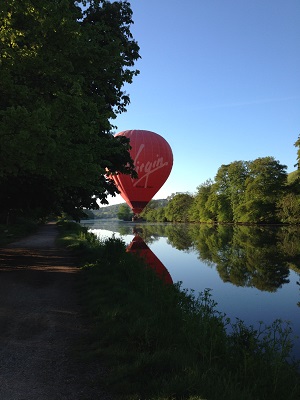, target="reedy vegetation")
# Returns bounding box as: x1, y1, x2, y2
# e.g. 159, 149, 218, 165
58, 221, 300, 400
